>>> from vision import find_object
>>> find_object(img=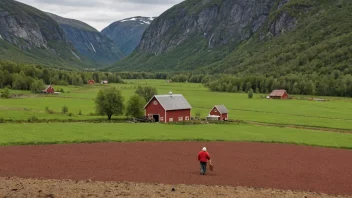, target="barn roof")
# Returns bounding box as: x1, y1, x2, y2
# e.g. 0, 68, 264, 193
269, 90, 287, 97
145, 94, 192, 111
214, 105, 228, 114
42, 85, 52, 91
